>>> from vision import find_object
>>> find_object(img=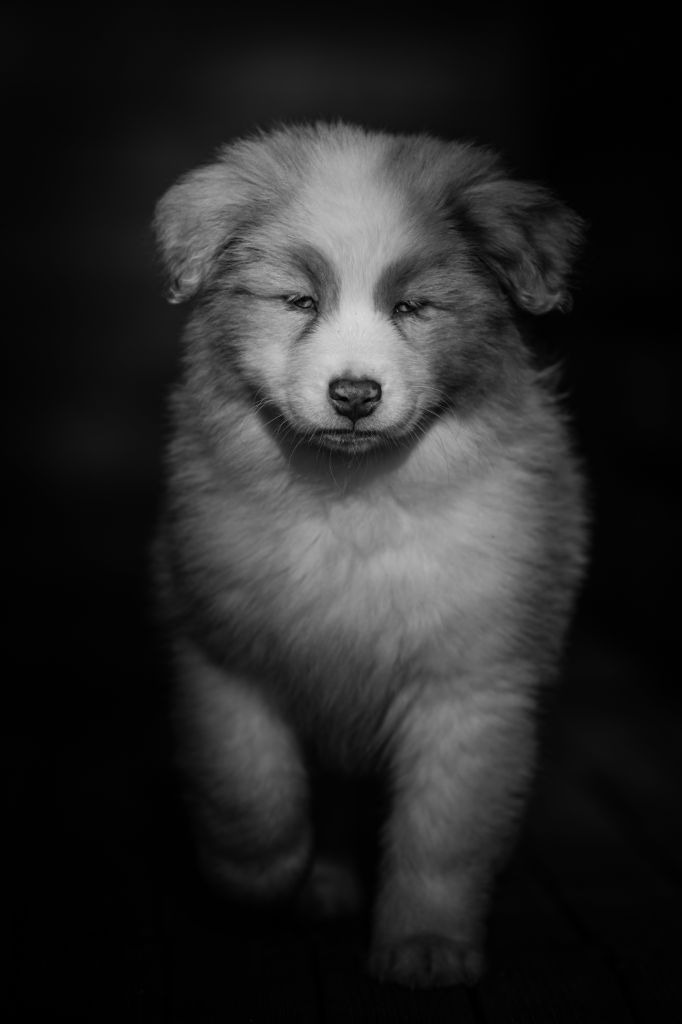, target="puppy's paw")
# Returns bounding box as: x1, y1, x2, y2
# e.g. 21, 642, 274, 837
368, 934, 485, 989
197, 836, 311, 905
296, 856, 363, 919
